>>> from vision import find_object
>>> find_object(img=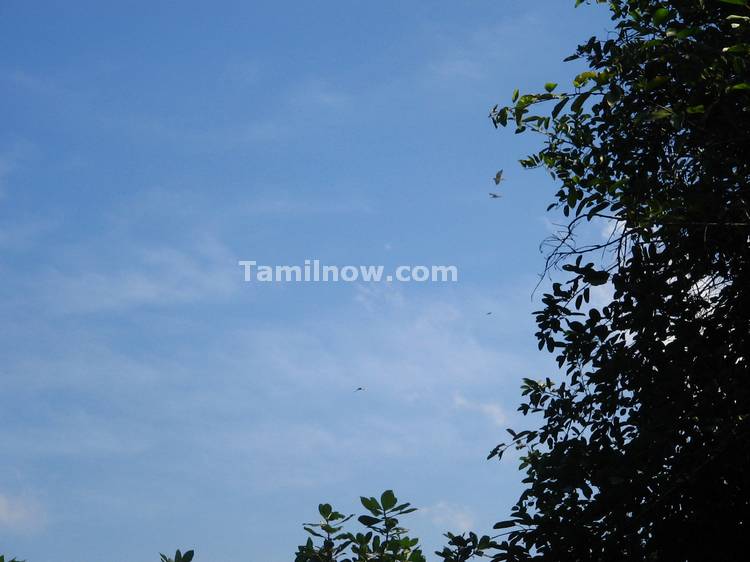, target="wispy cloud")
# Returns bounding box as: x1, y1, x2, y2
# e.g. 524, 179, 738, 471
45, 240, 237, 313
454, 394, 508, 426
0, 493, 46, 534
428, 58, 484, 81
2, 282, 528, 494
420, 501, 475, 533
423, 14, 543, 86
